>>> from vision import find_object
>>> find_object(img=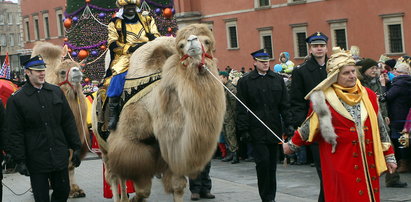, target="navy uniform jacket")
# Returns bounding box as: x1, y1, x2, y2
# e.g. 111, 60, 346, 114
290, 55, 327, 127
6, 82, 81, 173
236, 69, 292, 144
